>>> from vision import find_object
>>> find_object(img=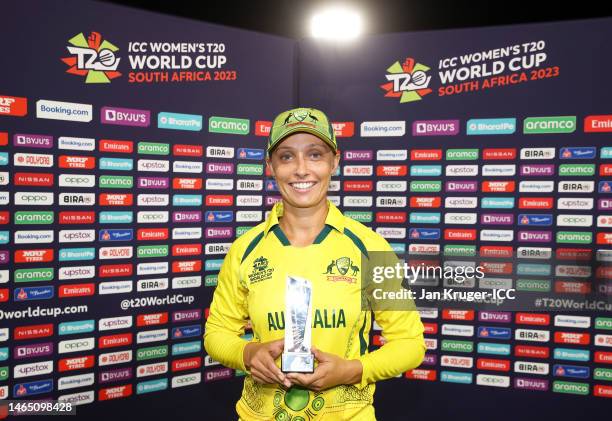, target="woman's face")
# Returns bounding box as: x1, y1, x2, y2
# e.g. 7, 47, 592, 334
267, 132, 340, 209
